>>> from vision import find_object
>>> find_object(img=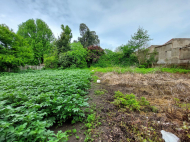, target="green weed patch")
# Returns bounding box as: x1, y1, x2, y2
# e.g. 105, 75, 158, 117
90, 67, 190, 74
112, 91, 157, 112
0, 69, 91, 141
